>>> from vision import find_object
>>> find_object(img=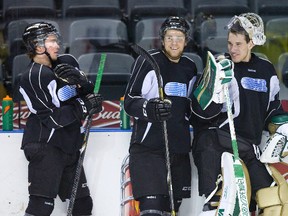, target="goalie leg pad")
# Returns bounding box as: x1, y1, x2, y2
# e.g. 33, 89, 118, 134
256, 164, 288, 216
217, 152, 251, 215
217, 152, 239, 216
200, 152, 251, 216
